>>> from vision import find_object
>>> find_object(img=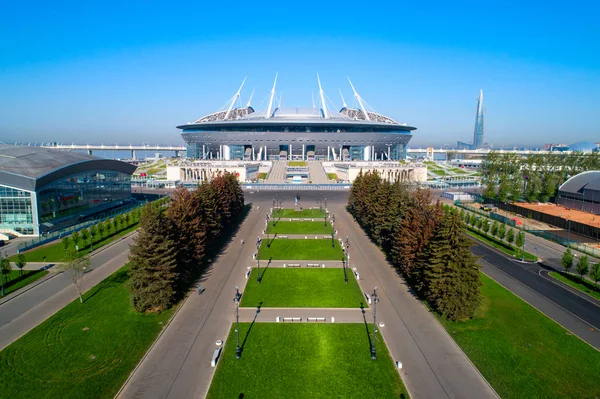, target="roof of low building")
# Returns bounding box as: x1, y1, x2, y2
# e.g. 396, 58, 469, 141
0, 145, 136, 191
558, 171, 600, 195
